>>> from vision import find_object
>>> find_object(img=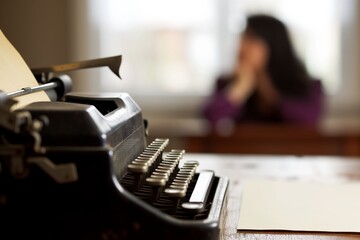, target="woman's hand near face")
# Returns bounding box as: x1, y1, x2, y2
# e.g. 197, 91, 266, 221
226, 60, 257, 105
